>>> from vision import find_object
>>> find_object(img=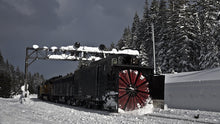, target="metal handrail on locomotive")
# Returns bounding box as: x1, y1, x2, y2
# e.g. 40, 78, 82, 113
38, 44, 164, 112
